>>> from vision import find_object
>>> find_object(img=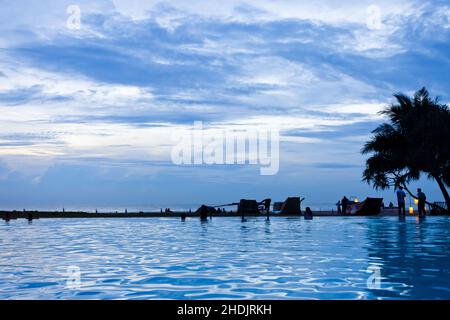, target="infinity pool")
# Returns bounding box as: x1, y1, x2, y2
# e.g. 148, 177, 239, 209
1, 216, 449, 299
